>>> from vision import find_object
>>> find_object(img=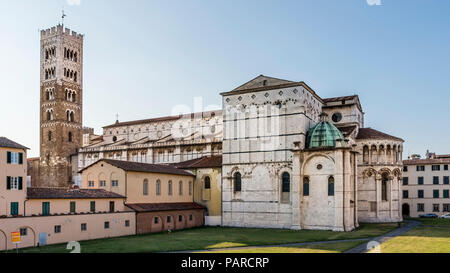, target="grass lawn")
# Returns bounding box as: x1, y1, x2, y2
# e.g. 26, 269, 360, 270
20, 223, 396, 253
202, 241, 367, 253
372, 227, 450, 253
408, 217, 450, 227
